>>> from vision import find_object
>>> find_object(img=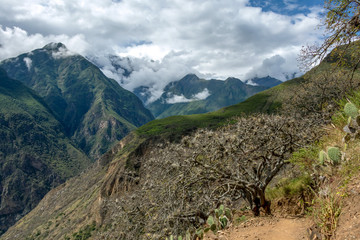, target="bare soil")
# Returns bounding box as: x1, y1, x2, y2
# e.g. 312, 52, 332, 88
334, 175, 360, 240
204, 215, 312, 240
